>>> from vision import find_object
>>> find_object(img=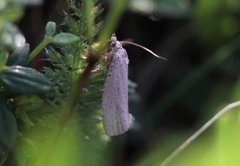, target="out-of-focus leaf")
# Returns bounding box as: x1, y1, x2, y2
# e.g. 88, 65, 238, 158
130, 0, 191, 17
0, 66, 52, 95
7, 43, 30, 66
0, 101, 17, 149
0, 4, 23, 23
29, 120, 84, 166
11, 0, 43, 5
103, 0, 192, 17
14, 137, 36, 166
52, 33, 79, 45
0, 0, 7, 10
194, 0, 240, 43
1, 22, 26, 49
